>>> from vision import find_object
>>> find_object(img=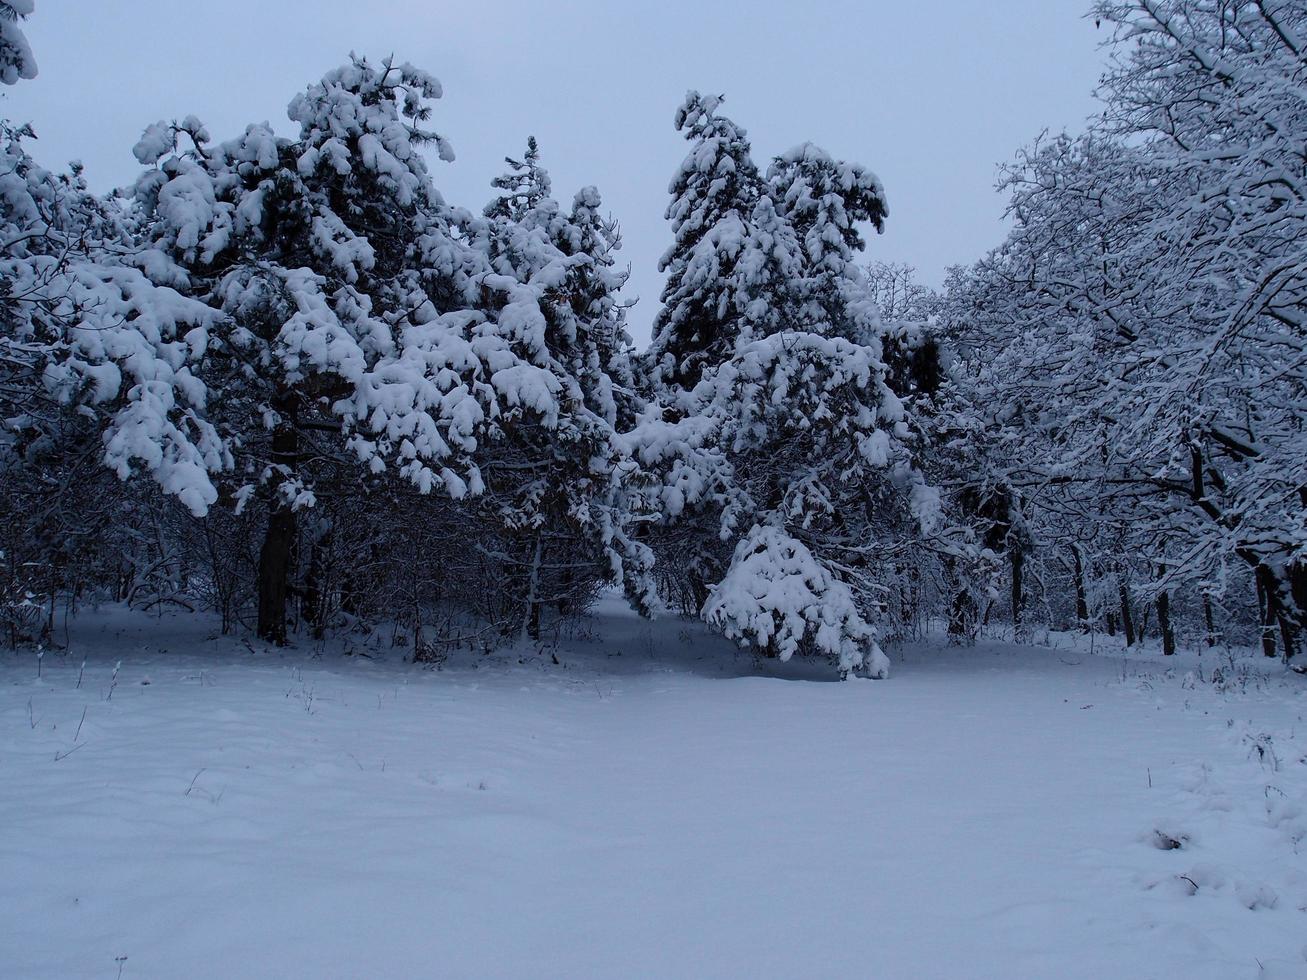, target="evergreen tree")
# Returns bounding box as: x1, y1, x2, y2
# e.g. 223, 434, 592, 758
127, 56, 494, 642
646, 92, 761, 388
560, 185, 640, 429
636, 93, 936, 677
483, 135, 552, 222
483, 143, 636, 411
0, 1, 35, 85
0, 0, 226, 637
437, 138, 656, 639
765, 143, 887, 343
